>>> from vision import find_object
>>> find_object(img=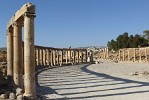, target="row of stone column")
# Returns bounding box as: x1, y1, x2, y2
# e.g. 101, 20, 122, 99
118, 48, 149, 62
7, 12, 36, 99
98, 48, 109, 60
35, 47, 88, 66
